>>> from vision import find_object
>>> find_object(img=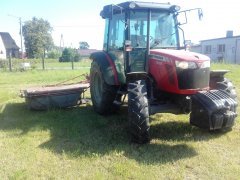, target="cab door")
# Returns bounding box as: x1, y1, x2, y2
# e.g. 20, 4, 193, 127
107, 13, 126, 83
128, 10, 148, 72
